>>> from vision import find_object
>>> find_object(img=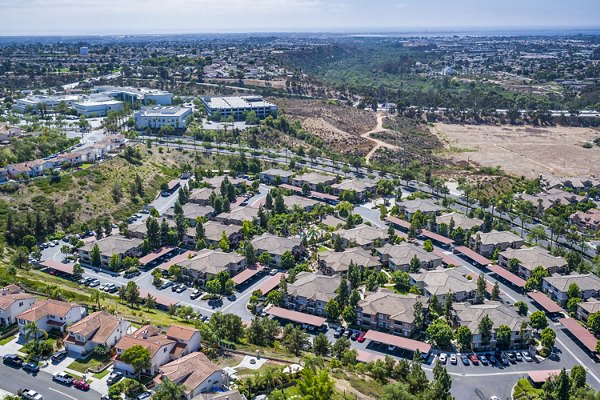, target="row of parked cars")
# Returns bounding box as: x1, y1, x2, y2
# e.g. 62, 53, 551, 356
439, 350, 533, 366
78, 277, 119, 293
334, 327, 366, 342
